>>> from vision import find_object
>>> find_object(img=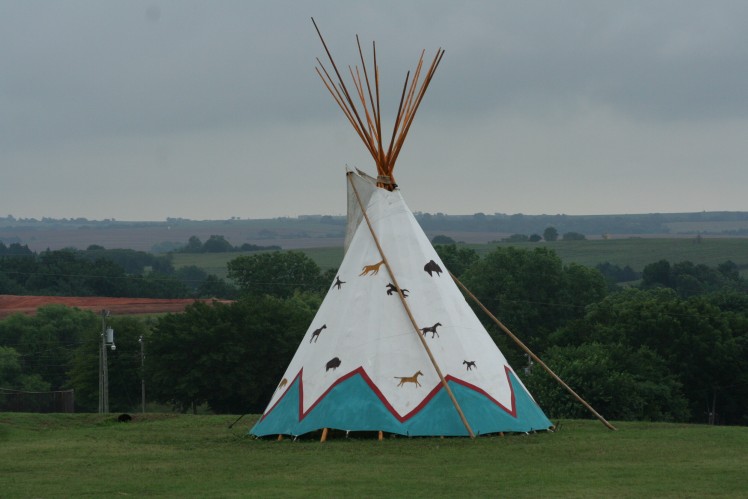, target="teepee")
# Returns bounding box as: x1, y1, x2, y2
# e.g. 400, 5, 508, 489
250, 22, 552, 438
